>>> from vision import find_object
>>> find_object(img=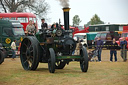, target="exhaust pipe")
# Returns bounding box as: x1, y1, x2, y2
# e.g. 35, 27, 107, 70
63, 8, 70, 30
